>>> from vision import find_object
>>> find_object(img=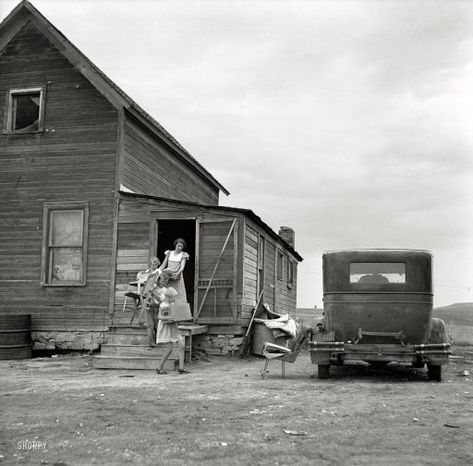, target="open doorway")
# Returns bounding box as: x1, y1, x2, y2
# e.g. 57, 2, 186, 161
156, 219, 196, 312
